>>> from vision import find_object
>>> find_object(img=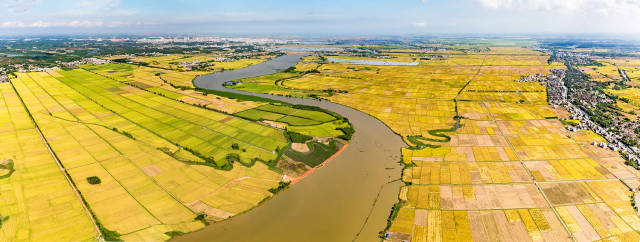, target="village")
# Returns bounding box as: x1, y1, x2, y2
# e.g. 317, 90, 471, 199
520, 52, 640, 166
